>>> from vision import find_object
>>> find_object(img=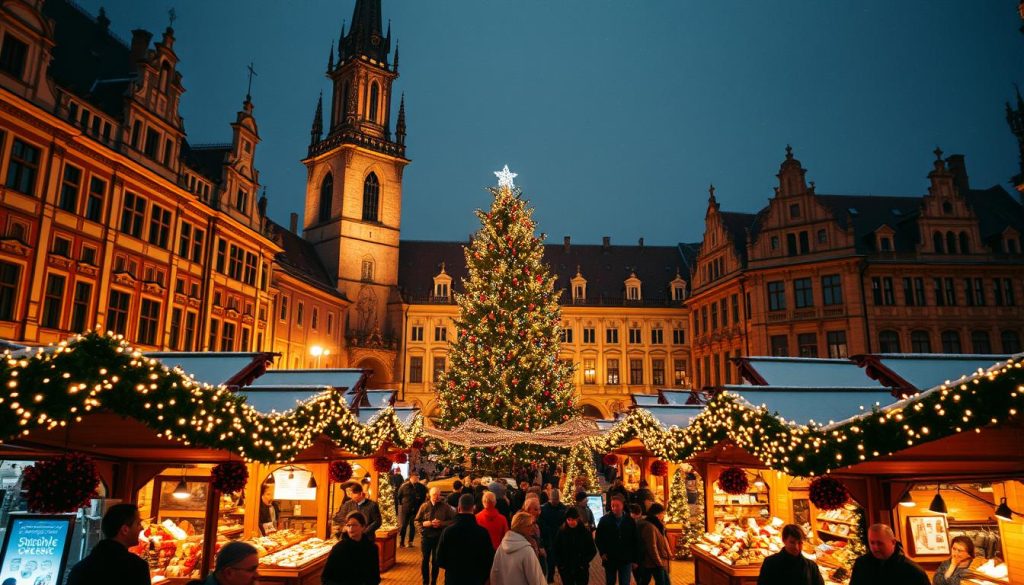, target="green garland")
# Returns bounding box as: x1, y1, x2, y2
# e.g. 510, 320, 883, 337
560, 443, 599, 500
0, 332, 421, 463
377, 471, 398, 529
